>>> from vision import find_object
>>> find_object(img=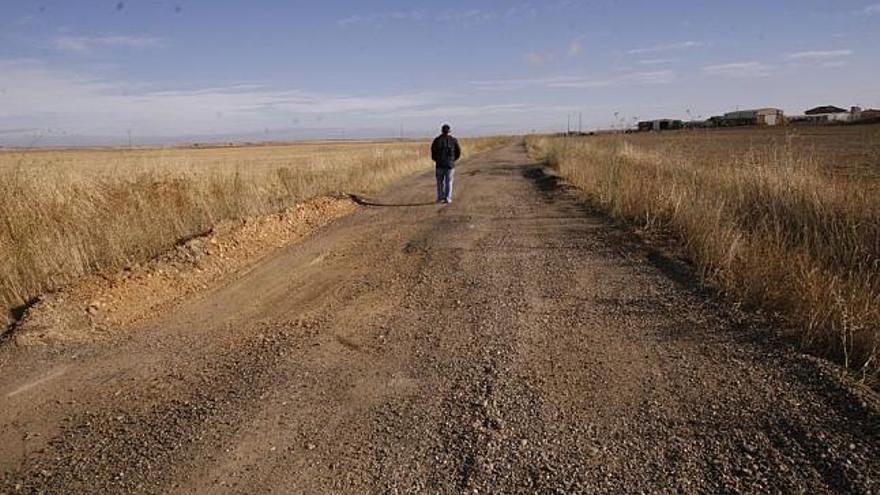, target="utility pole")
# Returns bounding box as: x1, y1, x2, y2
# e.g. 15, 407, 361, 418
578, 113, 582, 134
127, 129, 132, 148
567, 114, 571, 134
